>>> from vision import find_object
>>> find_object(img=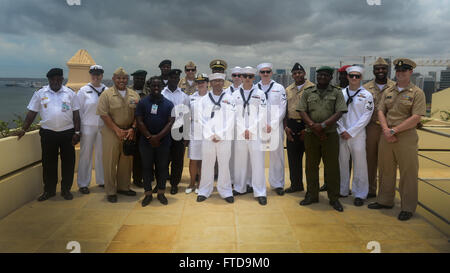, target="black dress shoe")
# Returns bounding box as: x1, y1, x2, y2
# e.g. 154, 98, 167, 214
367, 193, 376, 199
257, 196, 267, 206
368, 202, 394, 209
225, 196, 234, 203
398, 211, 413, 221
98, 184, 105, 188
37, 192, 55, 202
141, 195, 153, 207
197, 195, 207, 202
246, 185, 254, 193
232, 190, 244, 196
117, 189, 137, 196
330, 200, 344, 212
157, 194, 168, 205
354, 198, 364, 207
152, 187, 158, 193
107, 195, 117, 203
275, 188, 285, 196
319, 184, 327, 192
170, 186, 178, 195
285, 187, 303, 193
299, 195, 319, 206
79, 187, 90, 194
133, 180, 144, 188
61, 191, 73, 200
